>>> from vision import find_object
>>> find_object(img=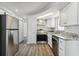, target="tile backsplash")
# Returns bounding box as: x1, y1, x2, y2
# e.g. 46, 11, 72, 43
65, 25, 79, 34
